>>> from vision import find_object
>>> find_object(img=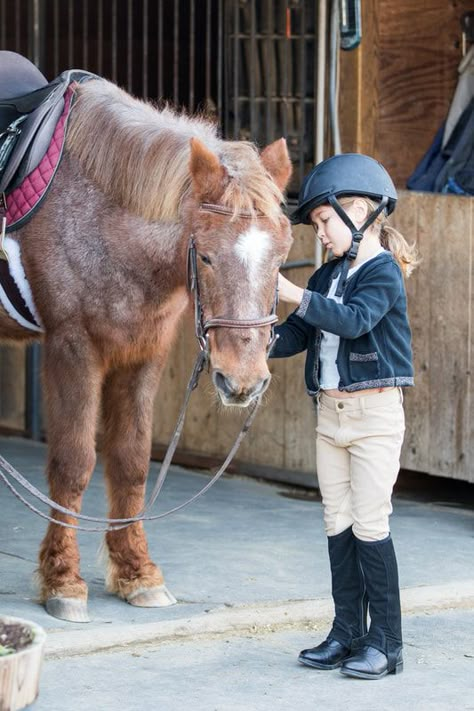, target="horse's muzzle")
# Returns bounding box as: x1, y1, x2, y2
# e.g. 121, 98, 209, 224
213, 370, 271, 407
